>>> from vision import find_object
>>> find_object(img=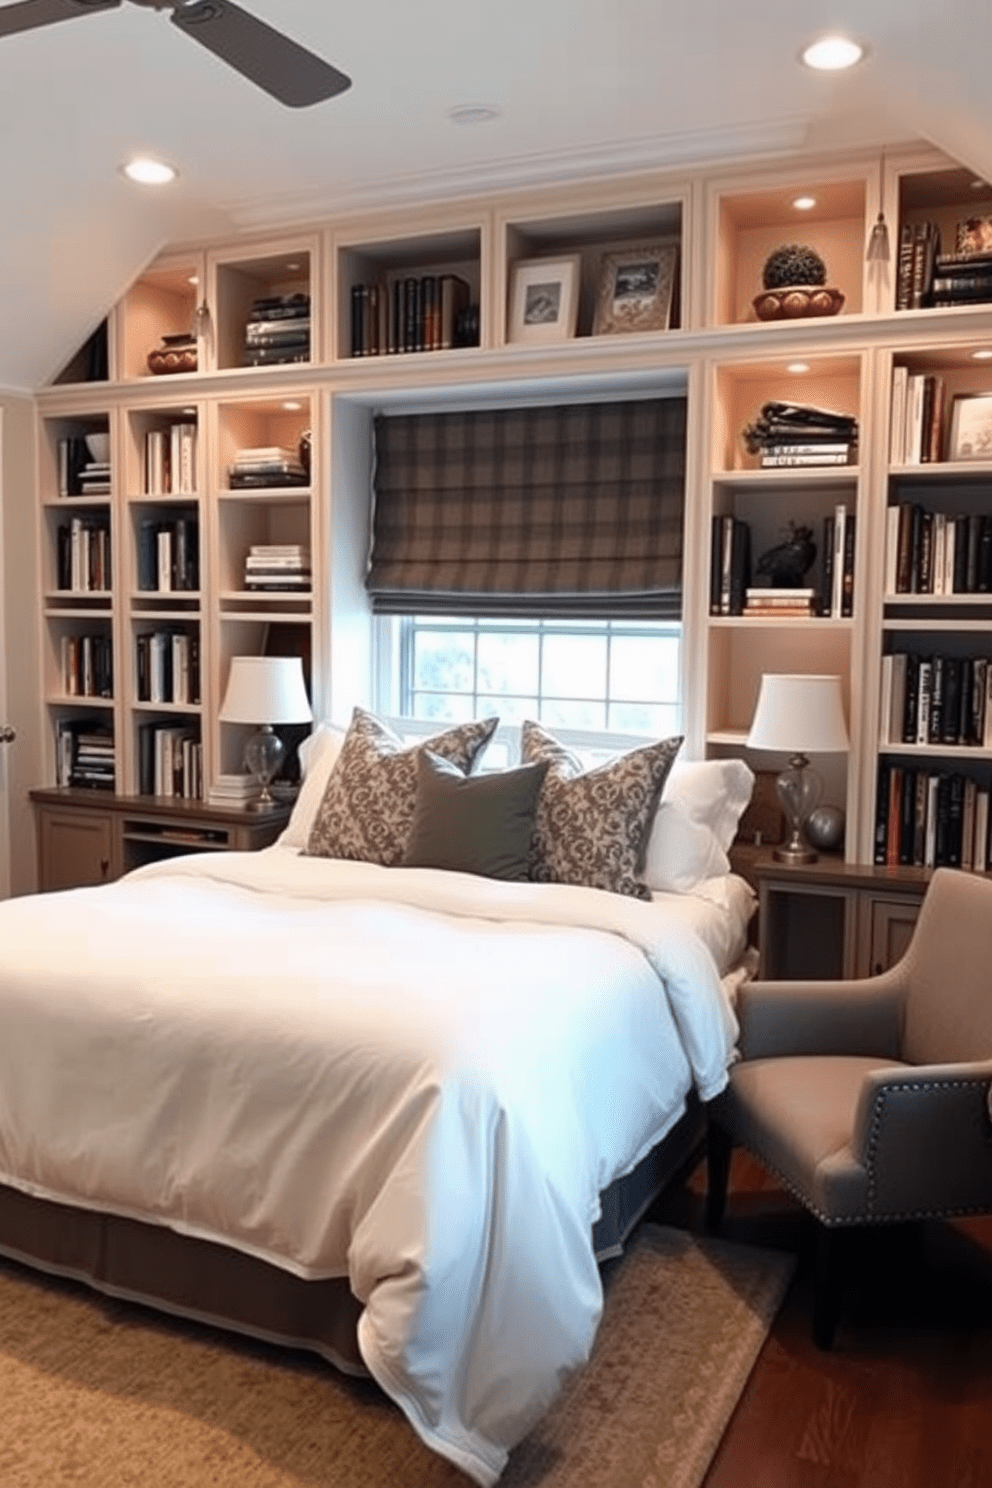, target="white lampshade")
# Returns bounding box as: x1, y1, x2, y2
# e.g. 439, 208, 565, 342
747, 674, 849, 754
219, 656, 313, 726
